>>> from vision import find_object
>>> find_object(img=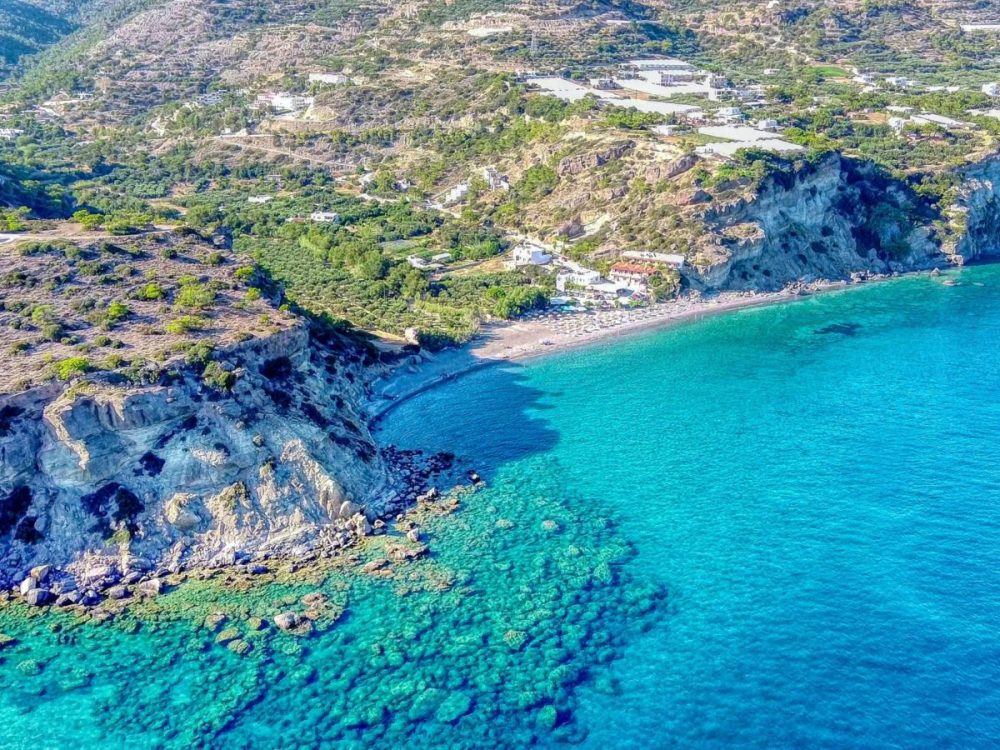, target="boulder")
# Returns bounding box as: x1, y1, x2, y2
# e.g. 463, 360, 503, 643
352, 513, 372, 536
136, 578, 163, 597
106, 585, 130, 600
362, 559, 390, 574
274, 612, 301, 631
55, 592, 81, 607
339, 500, 361, 519
248, 563, 269, 575
25, 588, 51, 607
29, 565, 51, 582
301, 592, 325, 607
18, 577, 37, 596
406, 528, 421, 543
